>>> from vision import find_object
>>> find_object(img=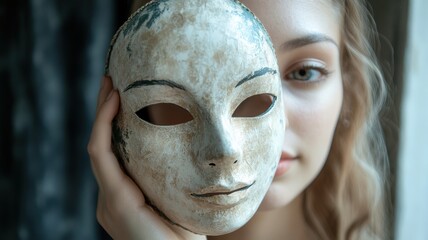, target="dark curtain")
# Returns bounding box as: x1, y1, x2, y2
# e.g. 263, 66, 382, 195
0, 0, 132, 239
